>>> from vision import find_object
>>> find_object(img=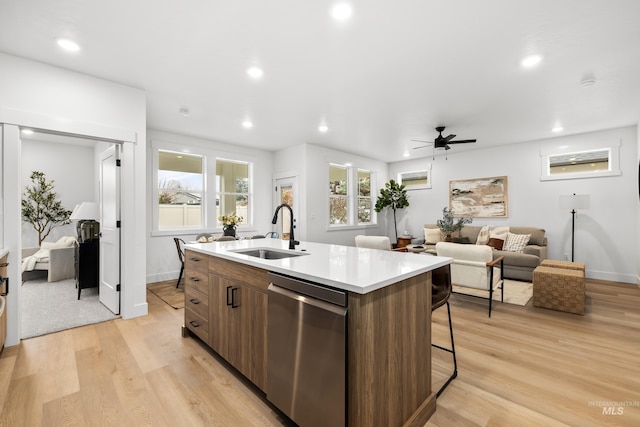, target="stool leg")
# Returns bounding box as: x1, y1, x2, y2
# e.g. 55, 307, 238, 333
433, 301, 458, 397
